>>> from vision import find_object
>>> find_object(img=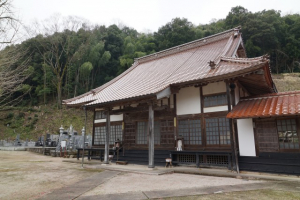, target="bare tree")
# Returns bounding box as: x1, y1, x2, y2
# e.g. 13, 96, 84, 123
0, 0, 20, 46
0, 0, 31, 109
0, 46, 31, 109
